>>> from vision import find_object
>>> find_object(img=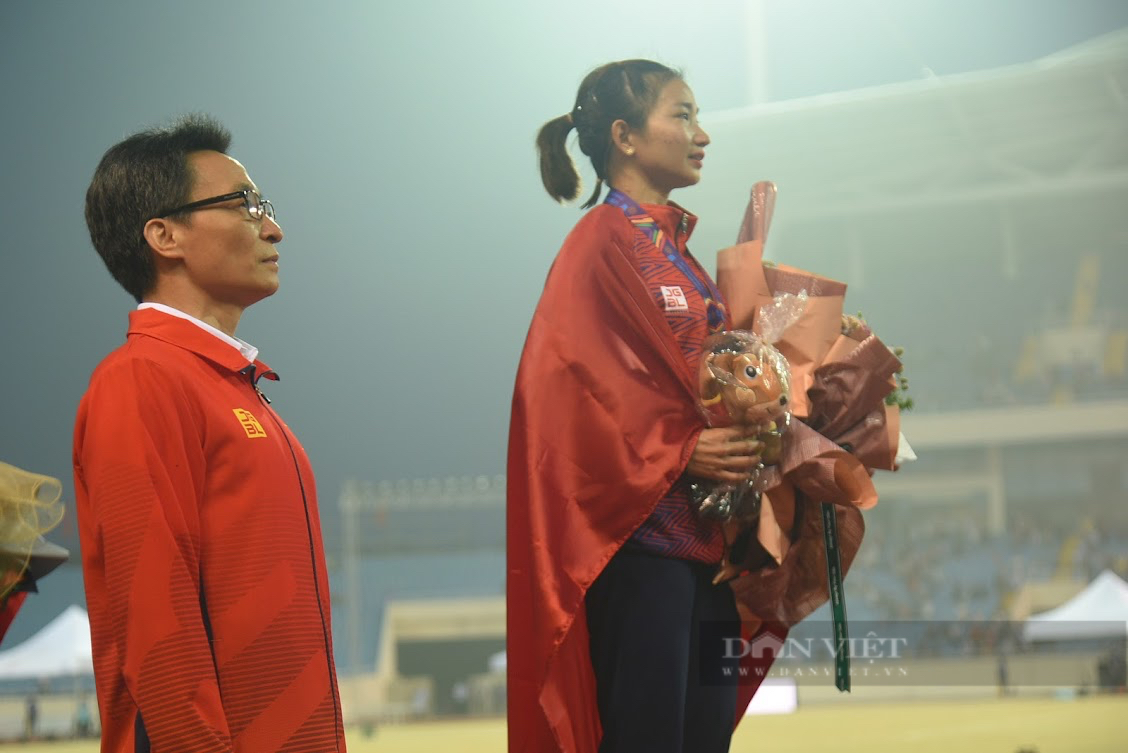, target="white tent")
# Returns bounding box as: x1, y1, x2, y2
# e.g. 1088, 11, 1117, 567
1024, 570, 1128, 642
0, 604, 93, 679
